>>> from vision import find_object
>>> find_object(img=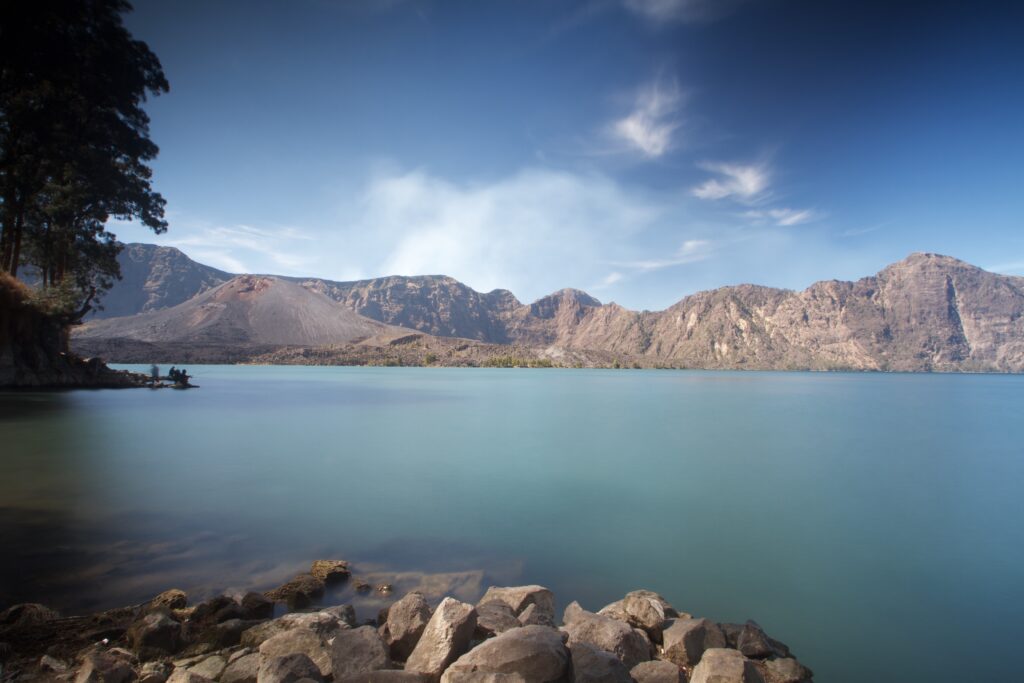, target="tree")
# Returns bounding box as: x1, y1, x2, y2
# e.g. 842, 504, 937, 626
0, 0, 168, 321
